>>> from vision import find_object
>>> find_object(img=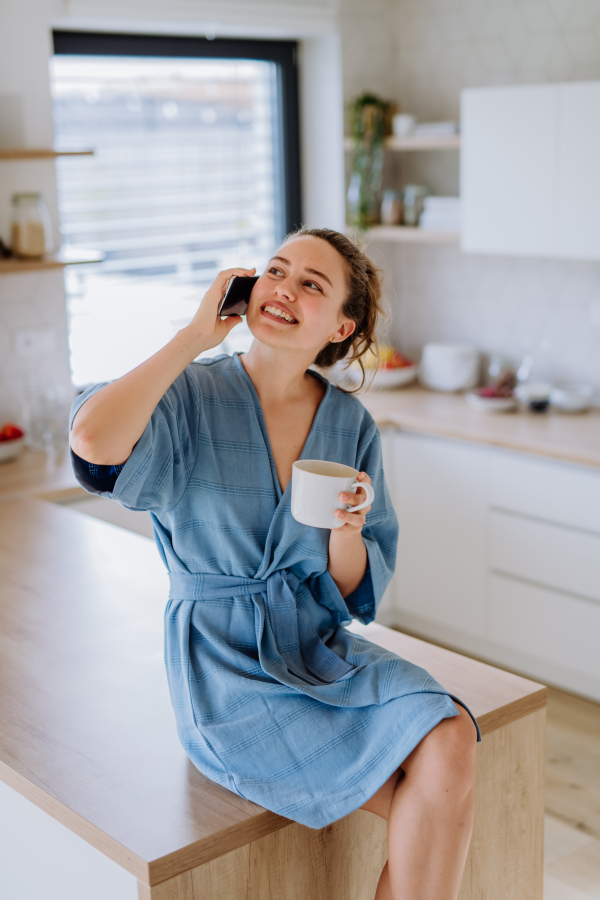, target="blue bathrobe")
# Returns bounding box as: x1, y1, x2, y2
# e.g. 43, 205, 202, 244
70, 352, 479, 828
